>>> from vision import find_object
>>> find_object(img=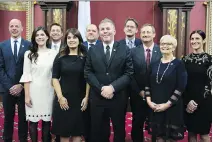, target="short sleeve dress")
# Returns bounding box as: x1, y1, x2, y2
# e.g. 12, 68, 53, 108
182, 53, 212, 135
51, 55, 86, 137
20, 49, 57, 122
